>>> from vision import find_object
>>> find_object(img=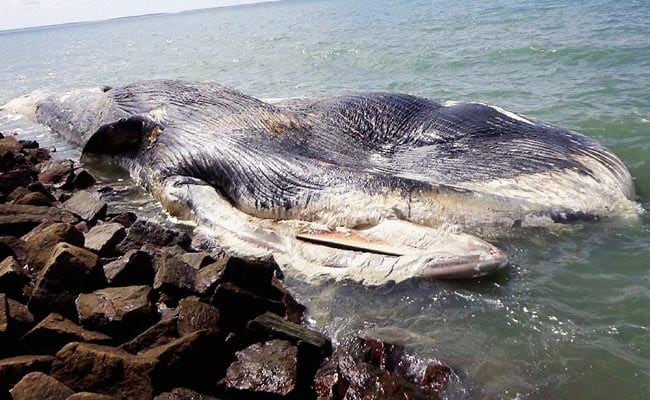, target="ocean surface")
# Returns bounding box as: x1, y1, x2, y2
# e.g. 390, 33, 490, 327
1, 0, 649, 398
